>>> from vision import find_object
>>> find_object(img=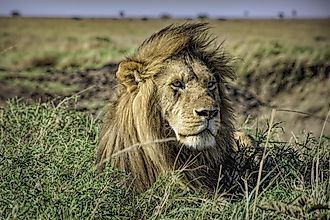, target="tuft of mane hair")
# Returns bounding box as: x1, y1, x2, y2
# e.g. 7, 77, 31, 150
96, 23, 238, 192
